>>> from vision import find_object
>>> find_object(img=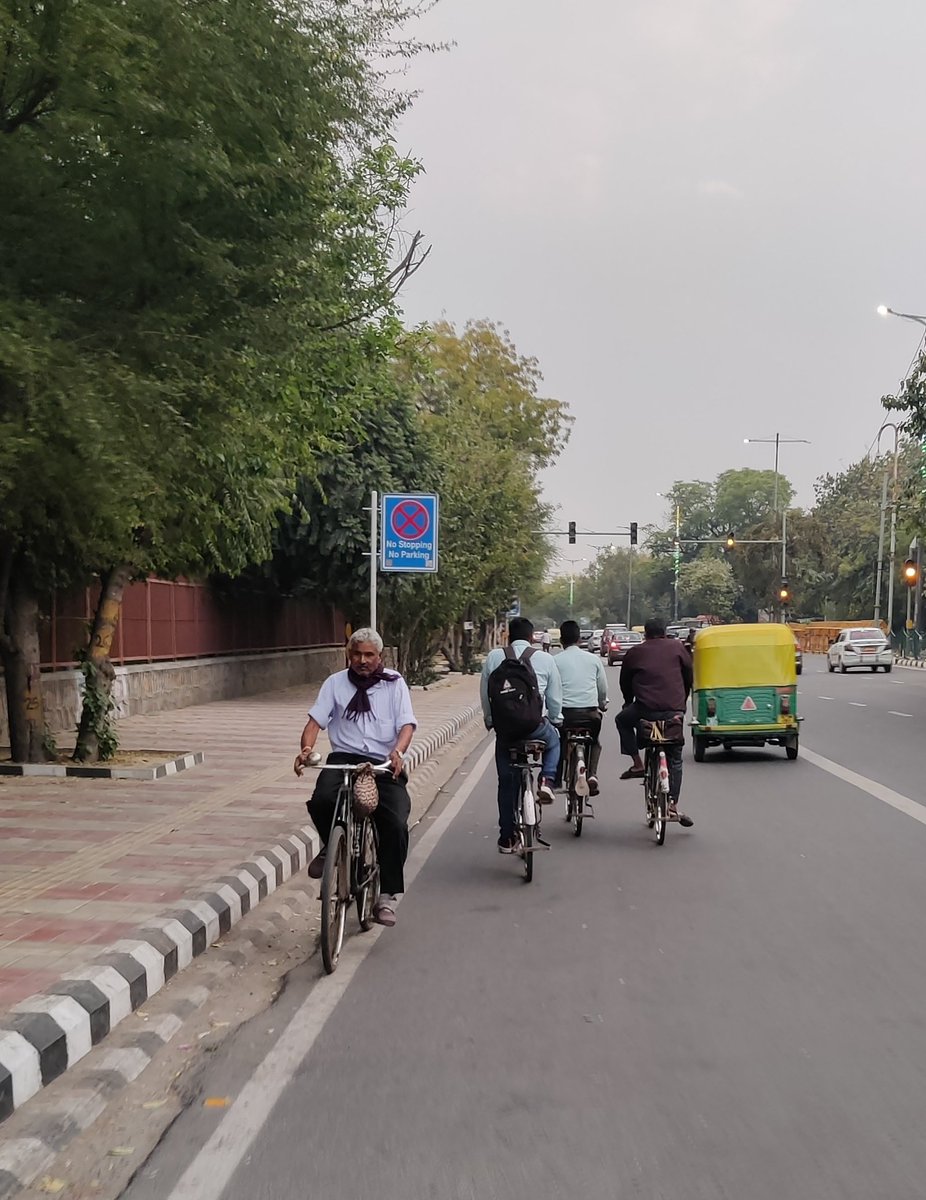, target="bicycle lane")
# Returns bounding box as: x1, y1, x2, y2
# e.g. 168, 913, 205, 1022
124, 719, 926, 1200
